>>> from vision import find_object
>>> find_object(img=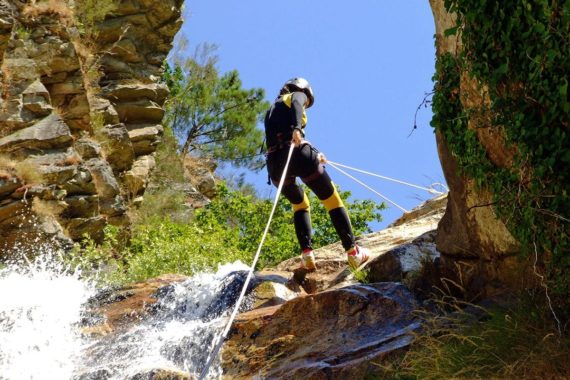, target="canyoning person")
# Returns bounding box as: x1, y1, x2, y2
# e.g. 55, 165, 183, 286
264, 77, 370, 271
